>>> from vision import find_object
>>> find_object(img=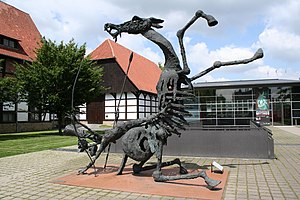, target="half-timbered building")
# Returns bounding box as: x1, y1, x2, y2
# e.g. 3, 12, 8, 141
0, 2, 48, 133
87, 39, 161, 124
